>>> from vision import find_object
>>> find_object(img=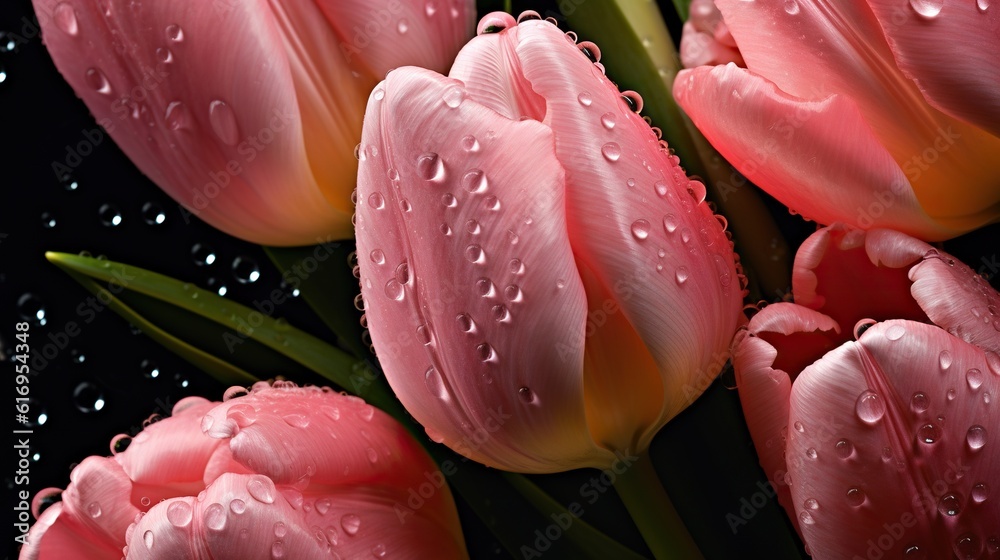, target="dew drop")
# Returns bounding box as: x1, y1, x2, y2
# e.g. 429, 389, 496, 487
41, 212, 56, 228
621, 91, 643, 112
602, 142, 621, 162
191, 243, 216, 266
972, 482, 989, 503
417, 153, 445, 181
204, 503, 226, 531
939, 350, 953, 370
73, 382, 105, 413
600, 112, 616, 129
783, 0, 800, 14
461, 135, 479, 152
911, 392, 929, 413
232, 256, 260, 284
465, 244, 484, 263
341, 514, 361, 536
804, 498, 819, 510
383, 279, 404, 301
675, 267, 689, 285
165, 24, 184, 42
653, 181, 669, 198
909, 0, 943, 18
917, 422, 941, 444
885, 324, 906, 341
99, 203, 123, 226
53, 3, 79, 35
937, 493, 961, 516
855, 390, 886, 424
627, 219, 649, 240
846, 487, 865, 507
87, 502, 102, 518
835, 439, 853, 459
504, 285, 522, 301
977, 0, 990, 11
462, 169, 487, 193
466, 219, 481, 235
967, 425, 987, 450
492, 304, 510, 322
142, 202, 166, 225
518, 386, 536, 403
663, 214, 678, 233
17, 293, 46, 325
416, 324, 432, 345
967, 368, 984, 390
155, 47, 173, 63
476, 342, 495, 362
806, 447, 817, 459
166, 502, 193, 527
442, 86, 464, 108
475, 277, 495, 297
368, 192, 385, 209
424, 366, 448, 399
577, 92, 592, 106
369, 249, 385, 265
456, 313, 475, 333
163, 100, 190, 130
247, 476, 276, 504
85, 68, 112, 95
209, 100, 240, 146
